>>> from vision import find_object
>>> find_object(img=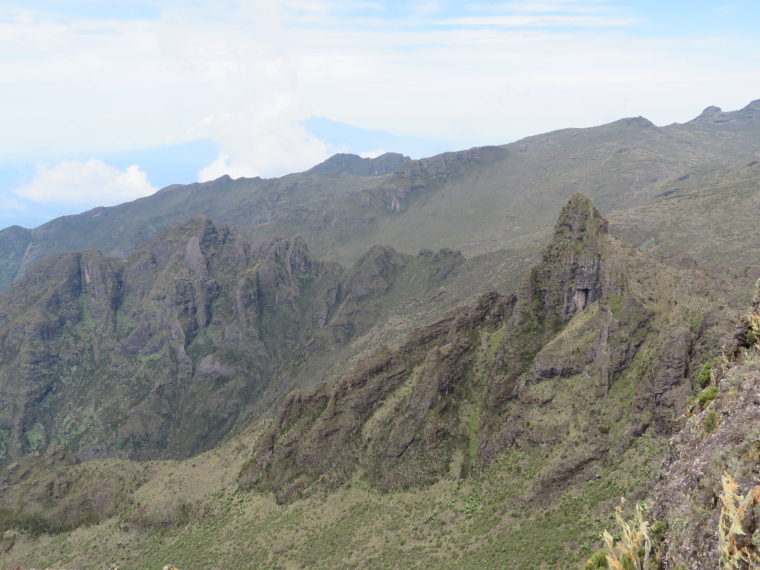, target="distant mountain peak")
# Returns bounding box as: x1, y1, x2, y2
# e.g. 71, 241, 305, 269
626, 116, 655, 128
606, 116, 655, 129
693, 105, 723, 121
307, 152, 411, 176
688, 99, 760, 125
